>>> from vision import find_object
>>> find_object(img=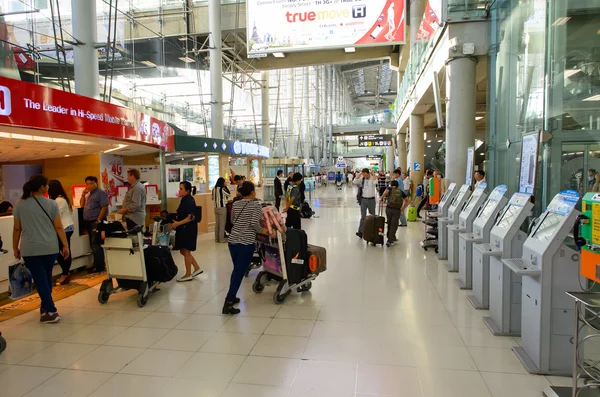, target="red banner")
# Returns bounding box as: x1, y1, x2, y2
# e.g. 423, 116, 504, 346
0, 76, 174, 150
